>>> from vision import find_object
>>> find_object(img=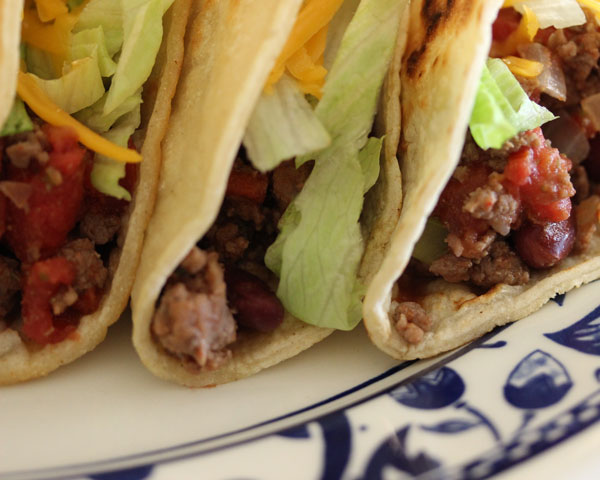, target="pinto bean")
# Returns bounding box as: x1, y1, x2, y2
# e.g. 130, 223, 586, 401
225, 268, 284, 333
513, 216, 576, 269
